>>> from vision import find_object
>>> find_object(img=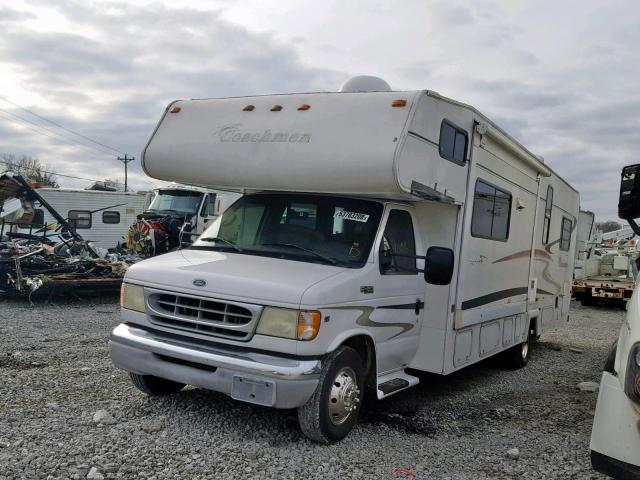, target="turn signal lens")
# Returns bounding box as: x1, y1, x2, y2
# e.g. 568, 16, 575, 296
169, 106, 181, 113
391, 99, 407, 107
297, 104, 311, 111
270, 105, 283, 111
297, 311, 321, 341
243, 105, 255, 111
